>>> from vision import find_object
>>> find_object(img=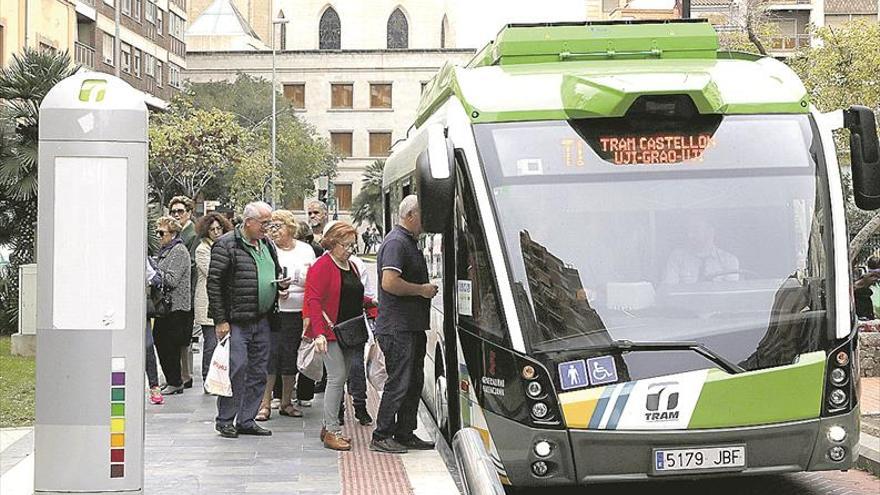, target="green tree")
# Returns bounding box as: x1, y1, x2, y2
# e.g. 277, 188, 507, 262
351, 160, 385, 229
149, 100, 248, 206
788, 20, 880, 260
185, 74, 338, 207
0, 48, 77, 334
